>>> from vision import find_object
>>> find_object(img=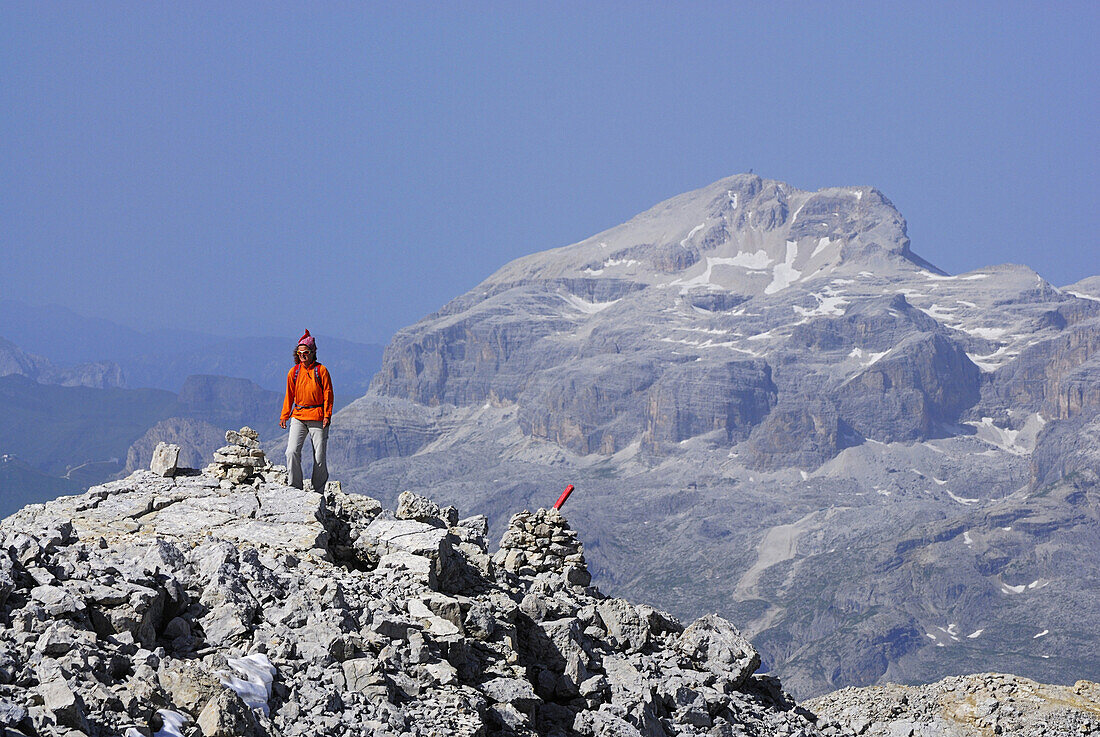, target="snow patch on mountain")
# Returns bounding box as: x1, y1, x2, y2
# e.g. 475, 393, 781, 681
219, 654, 277, 715
794, 292, 849, 317
968, 417, 1030, 455
560, 293, 620, 314
811, 237, 835, 259
765, 241, 802, 294
681, 222, 706, 247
